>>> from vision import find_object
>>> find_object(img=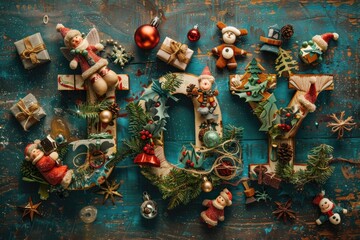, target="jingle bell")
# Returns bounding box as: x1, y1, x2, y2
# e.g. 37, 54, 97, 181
140, 192, 158, 219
